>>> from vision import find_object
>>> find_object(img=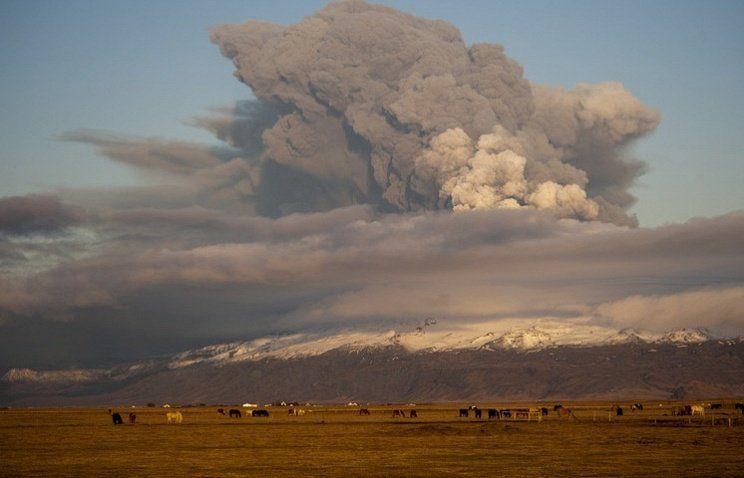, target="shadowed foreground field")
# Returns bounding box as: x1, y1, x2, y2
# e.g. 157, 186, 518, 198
1, 404, 743, 477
